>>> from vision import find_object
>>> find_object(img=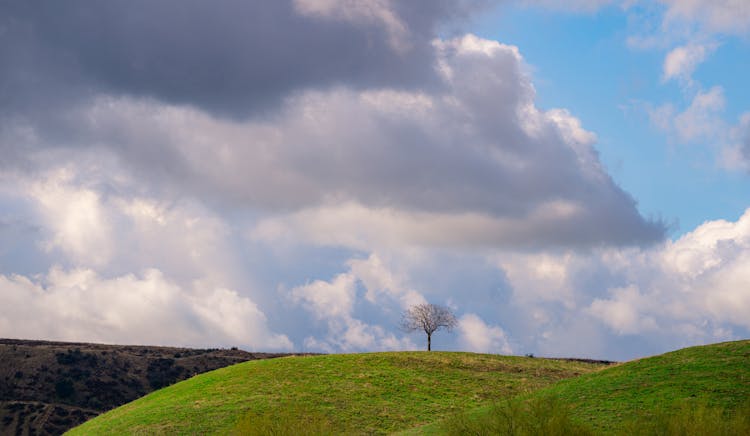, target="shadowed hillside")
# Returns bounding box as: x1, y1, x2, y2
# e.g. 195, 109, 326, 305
0, 339, 296, 435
